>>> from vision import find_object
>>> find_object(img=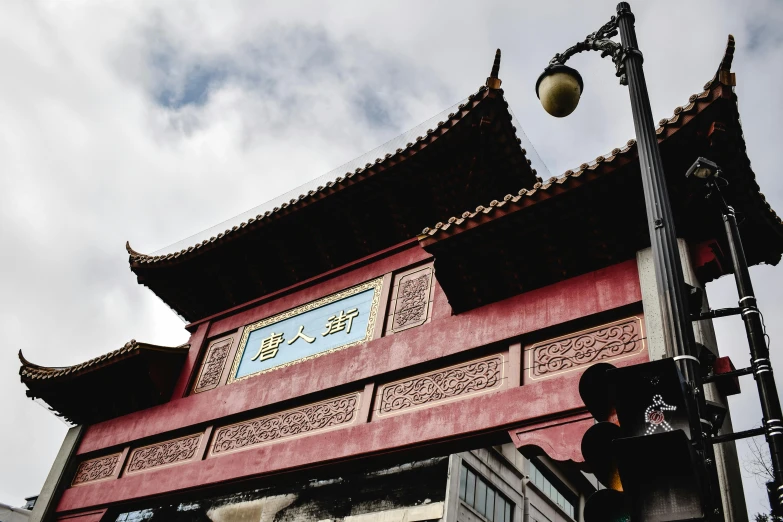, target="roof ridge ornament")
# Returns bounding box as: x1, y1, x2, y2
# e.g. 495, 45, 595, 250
486, 49, 502, 89
719, 34, 736, 86
125, 240, 146, 259
704, 35, 737, 91
720, 34, 735, 72
18, 350, 39, 369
